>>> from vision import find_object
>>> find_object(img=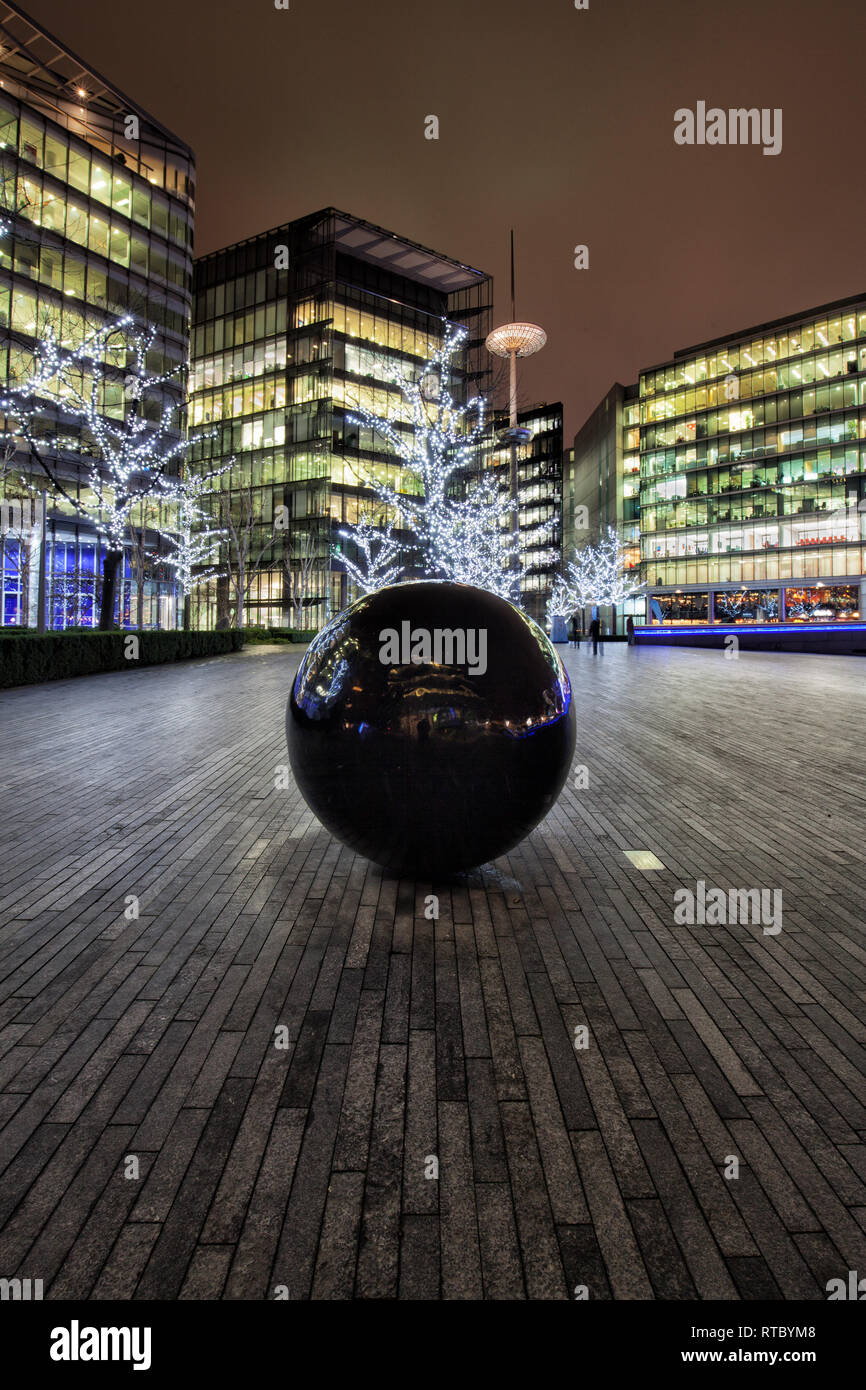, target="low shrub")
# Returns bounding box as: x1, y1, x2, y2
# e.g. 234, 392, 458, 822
243, 626, 318, 645
0, 629, 245, 689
